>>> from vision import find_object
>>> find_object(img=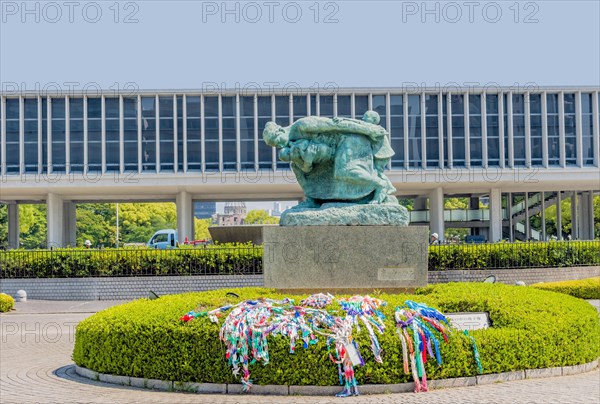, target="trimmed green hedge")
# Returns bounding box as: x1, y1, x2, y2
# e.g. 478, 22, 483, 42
2, 241, 598, 278
73, 283, 600, 386
0, 293, 14, 312
531, 277, 600, 299
0, 244, 262, 278
428, 241, 600, 271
